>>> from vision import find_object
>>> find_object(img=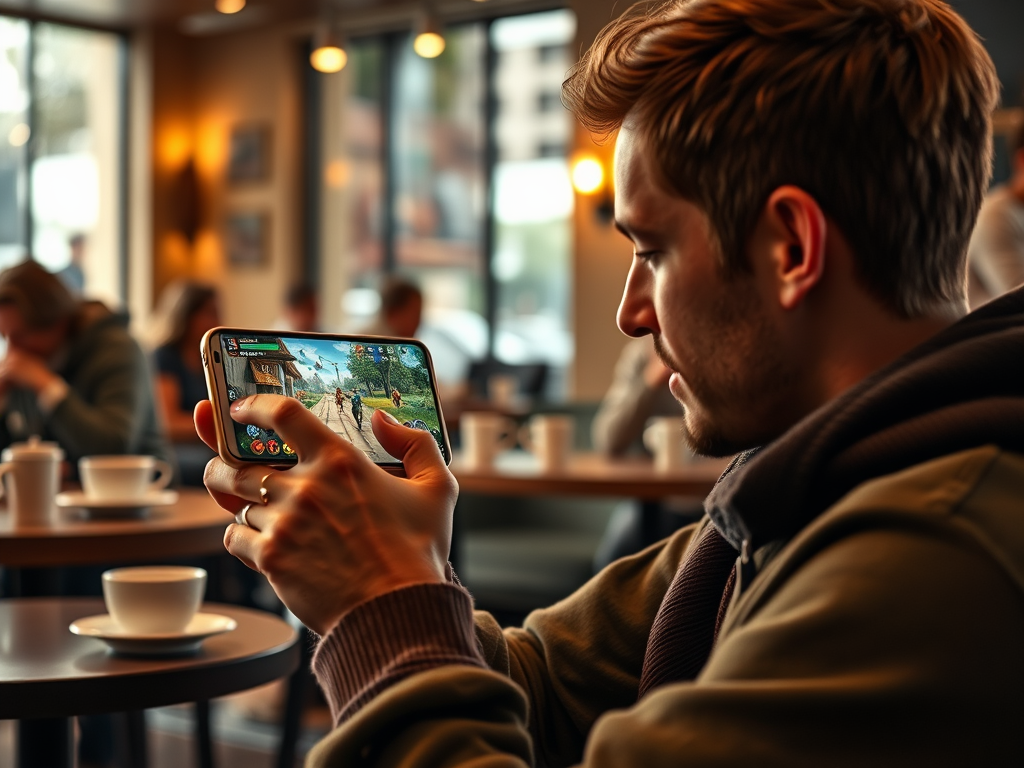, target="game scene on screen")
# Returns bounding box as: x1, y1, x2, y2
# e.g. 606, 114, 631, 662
219, 334, 445, 464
